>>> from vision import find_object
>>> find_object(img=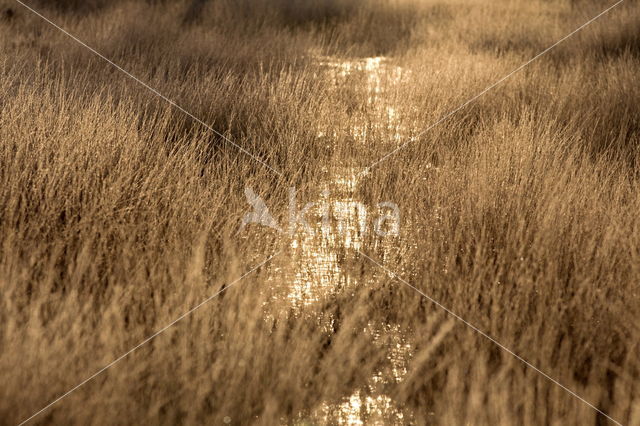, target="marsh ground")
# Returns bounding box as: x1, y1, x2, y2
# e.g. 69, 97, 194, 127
1, 0, 639, 424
